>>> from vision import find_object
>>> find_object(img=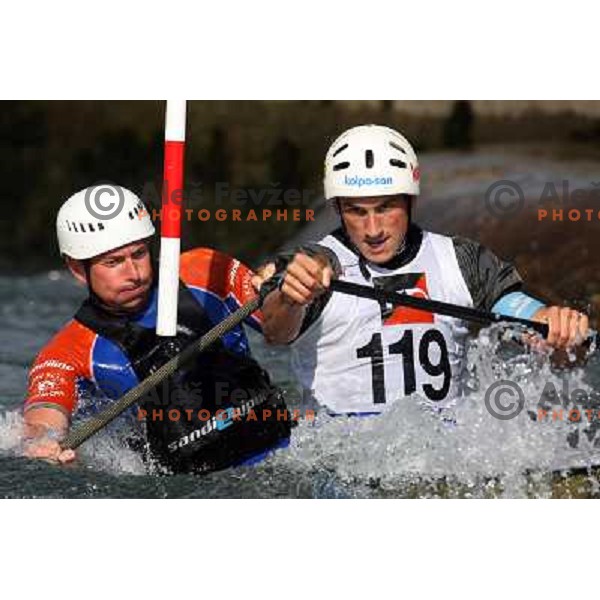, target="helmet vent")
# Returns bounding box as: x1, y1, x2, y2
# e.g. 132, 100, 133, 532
72, 223, 78, 232
67, 222, 72, 232
98, 223, 105, 231
365, 149, 374, 168
389, 141, 406, 154
332, 143, 348, 157
128, 211, 135, 220
79, 223, 86, 232
88, 223, 95, 232
390, 158, 407, 169
333, 162, 350, 171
